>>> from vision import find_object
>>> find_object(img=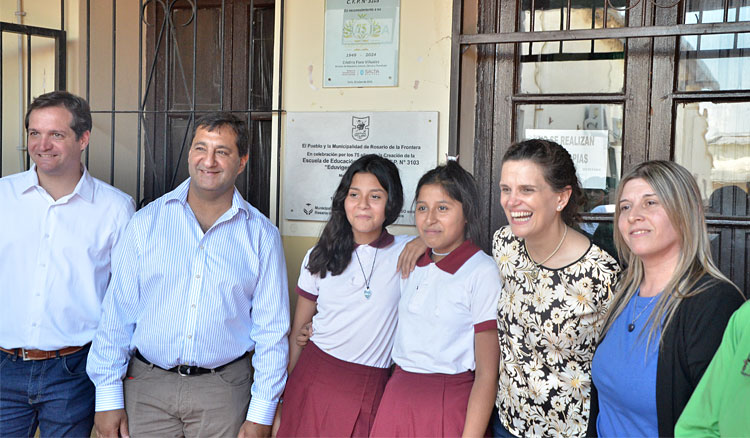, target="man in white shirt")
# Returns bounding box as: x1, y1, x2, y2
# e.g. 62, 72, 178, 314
0, 91, 135, 437
88, 112, 289, 438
